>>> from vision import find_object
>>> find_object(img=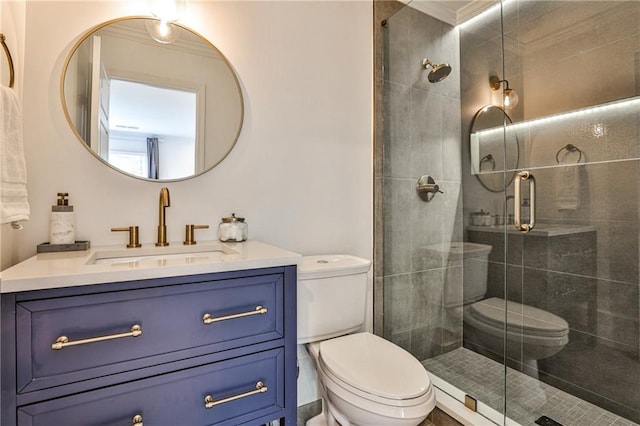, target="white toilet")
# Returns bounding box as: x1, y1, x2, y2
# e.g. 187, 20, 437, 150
298, 255, 436, 426
441, 243, 570, 368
